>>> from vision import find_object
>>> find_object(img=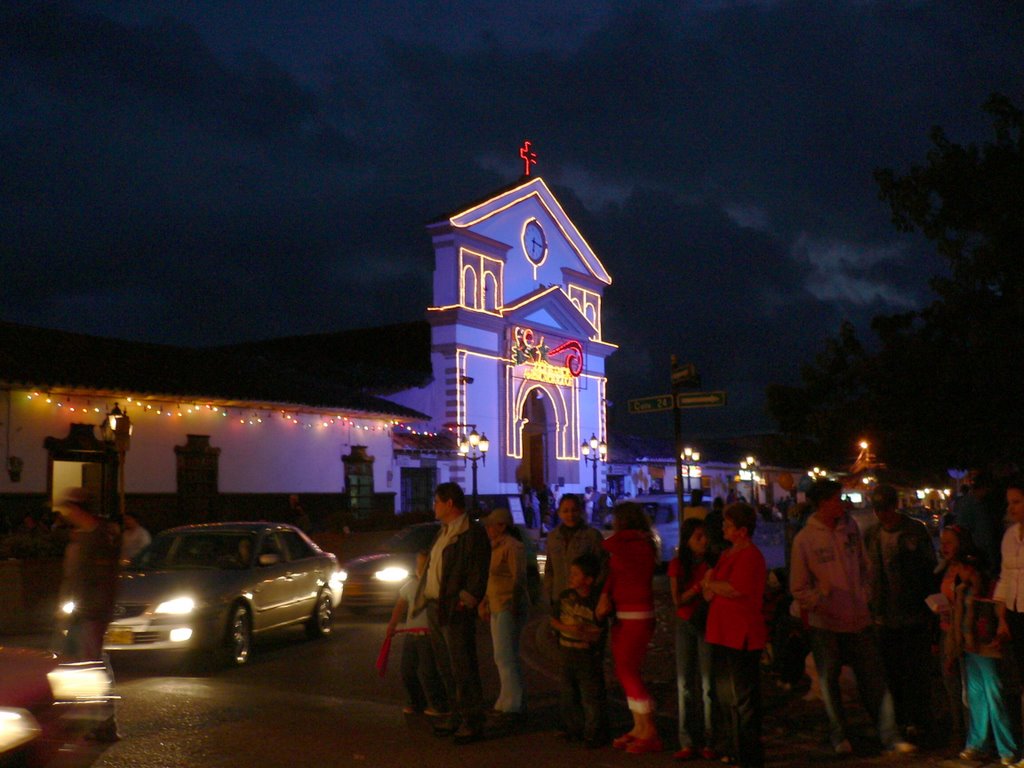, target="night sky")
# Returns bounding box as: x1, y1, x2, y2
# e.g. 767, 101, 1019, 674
2, 1, 1022, 442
